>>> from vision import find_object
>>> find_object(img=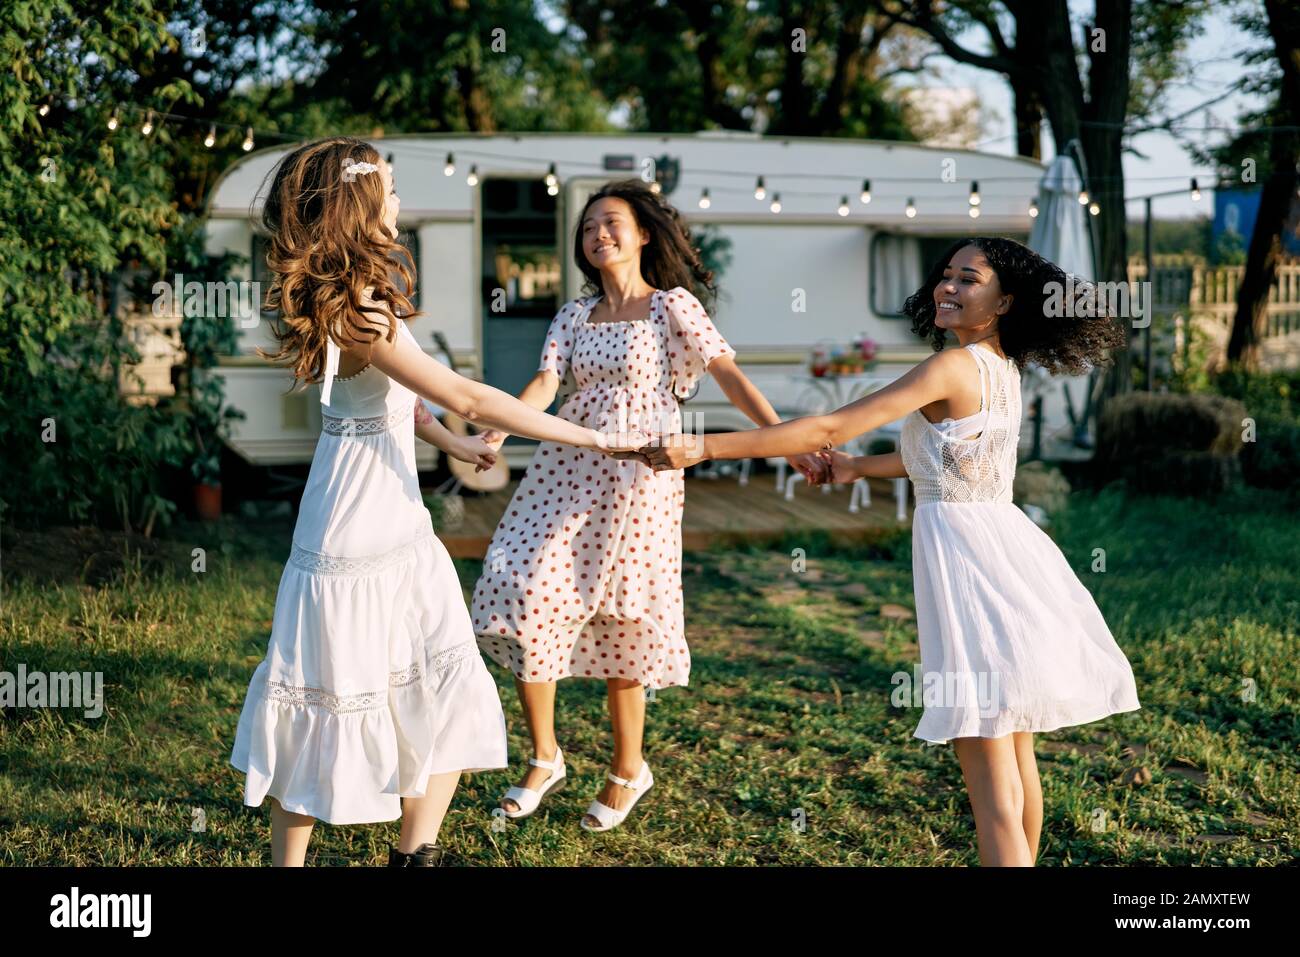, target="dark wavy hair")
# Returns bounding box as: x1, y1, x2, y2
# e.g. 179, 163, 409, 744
572, 179, 716, 310
902, 237, 1126, 375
